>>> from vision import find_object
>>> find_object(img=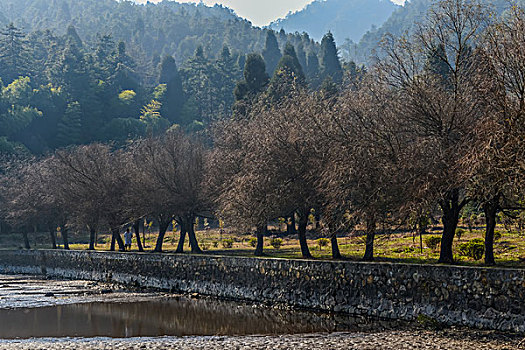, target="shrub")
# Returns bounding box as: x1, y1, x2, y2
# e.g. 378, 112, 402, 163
270, 238, 283, 249
316, 238, 330, 250
393, 247, 415, 254
222, 239, 234, 248
458, 238, 485, 260
455, 228, 466, 240
425, 236, 441, 250
494, 230, 502, 241
249, 237, 257, 247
